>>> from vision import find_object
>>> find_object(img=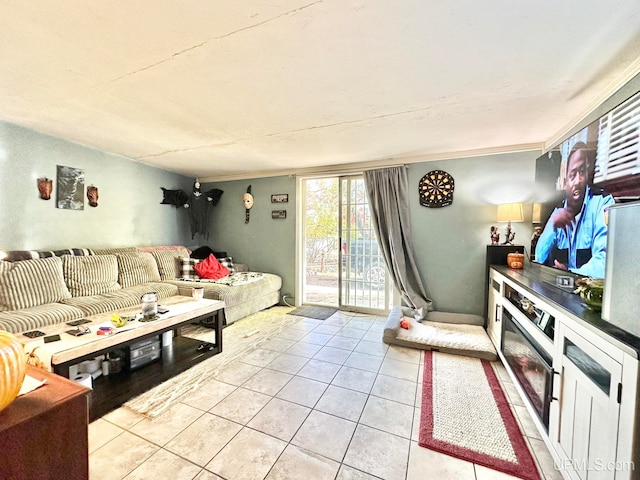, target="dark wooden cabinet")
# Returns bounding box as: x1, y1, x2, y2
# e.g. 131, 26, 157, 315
483, 244, 524, 322
0, 365, 90, 480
